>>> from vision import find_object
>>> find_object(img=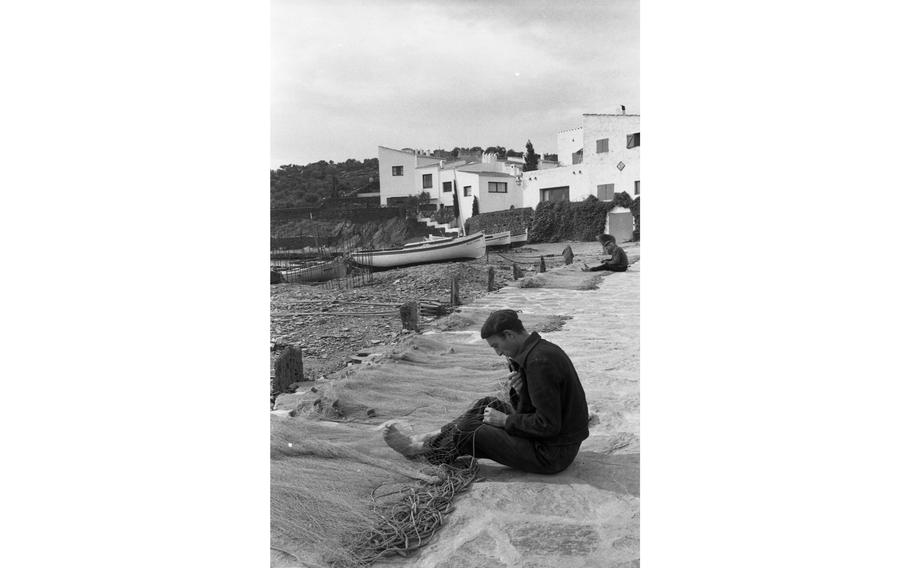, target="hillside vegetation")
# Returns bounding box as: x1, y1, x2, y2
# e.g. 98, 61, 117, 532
271, 158, 379, 209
